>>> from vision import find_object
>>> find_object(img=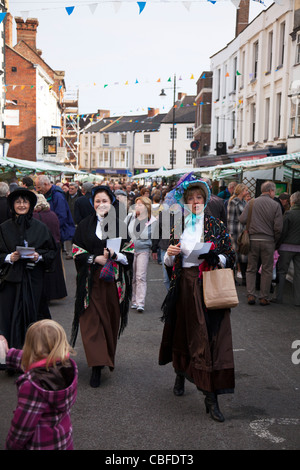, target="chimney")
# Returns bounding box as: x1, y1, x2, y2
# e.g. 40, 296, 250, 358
4, 12, 13, 47
15, 17, 41, 53
235, 0, 250, 37
148, 108, 159, 117
177, 92, 186, 101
